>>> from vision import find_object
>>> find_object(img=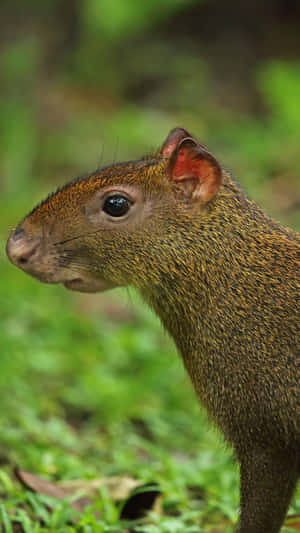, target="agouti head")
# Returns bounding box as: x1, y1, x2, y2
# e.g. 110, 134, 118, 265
6, 128, 222, 295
